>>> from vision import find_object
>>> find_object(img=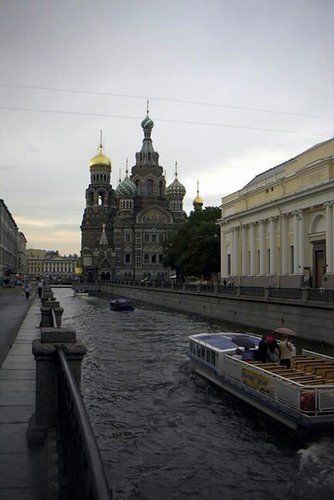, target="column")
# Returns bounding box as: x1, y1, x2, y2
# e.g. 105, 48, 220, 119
298, 210, 306, 272
293, 212, 299, 274
281, 214, 288, 274
269, 217, 277, 275
241, 225, 247, 275
326, 203, 333, 273
250, 223, 256, 275
259, 220, 266, 275
232, 227, 239, 275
